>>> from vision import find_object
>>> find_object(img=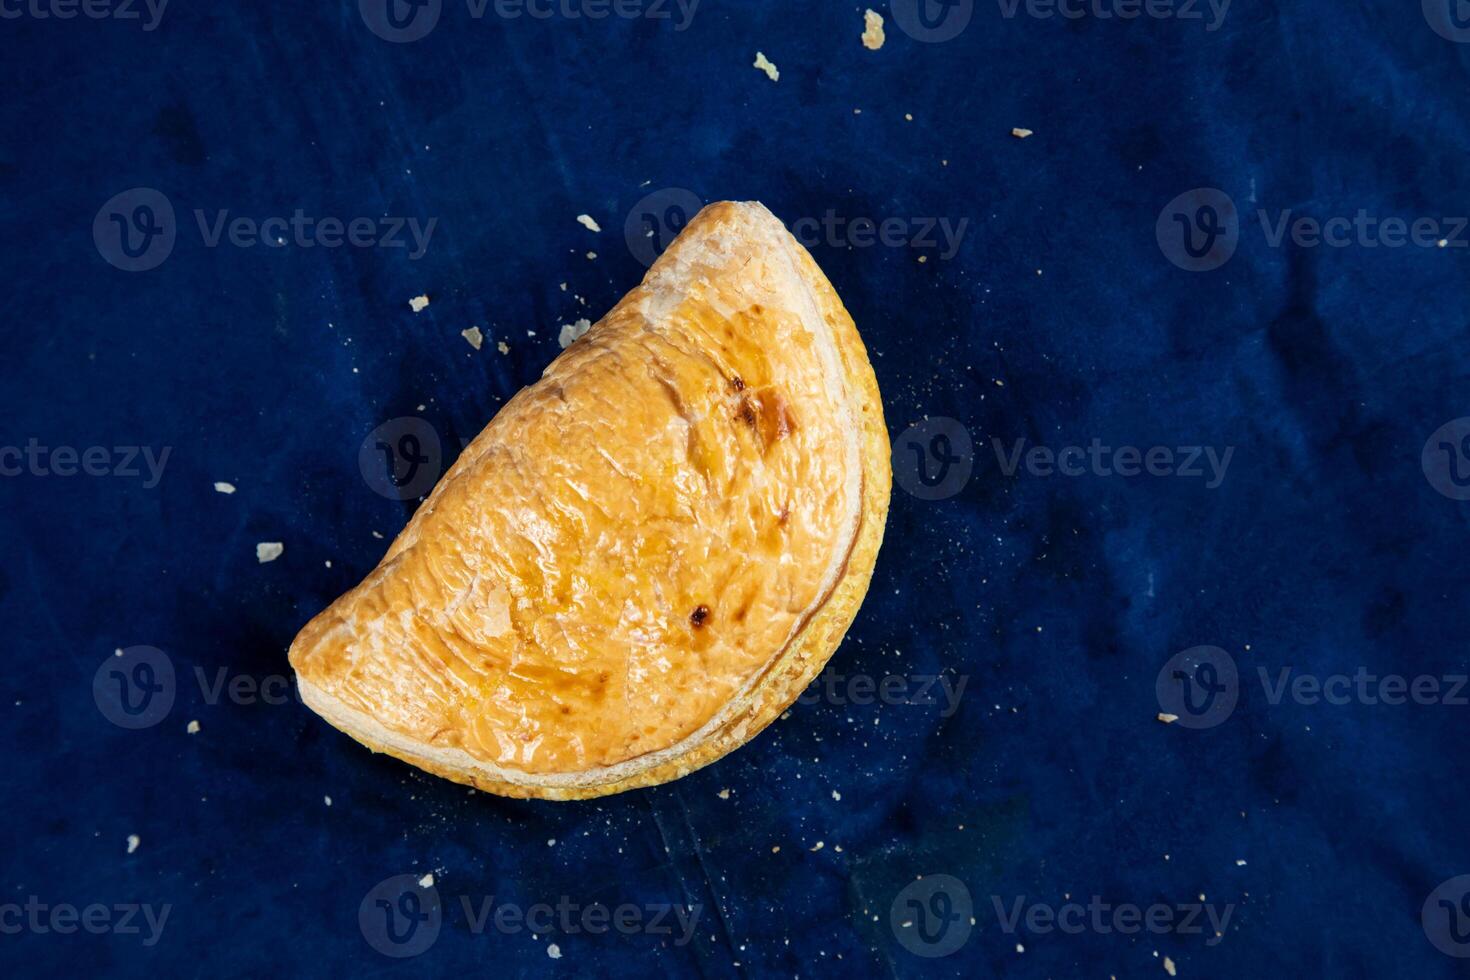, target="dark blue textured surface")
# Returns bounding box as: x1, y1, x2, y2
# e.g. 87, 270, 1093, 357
4, 1, 1470, 976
